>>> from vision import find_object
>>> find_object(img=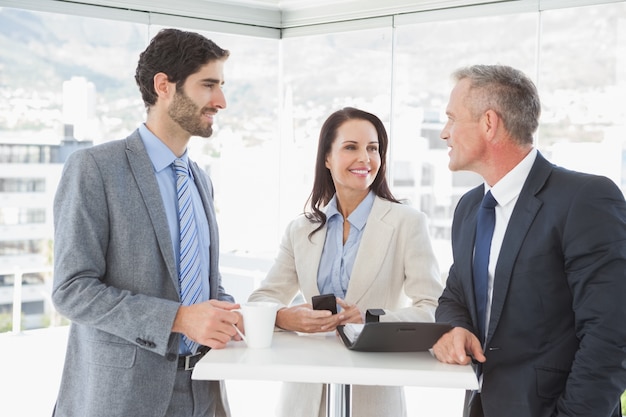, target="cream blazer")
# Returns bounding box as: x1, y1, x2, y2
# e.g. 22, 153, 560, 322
249, 196, 443, 417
